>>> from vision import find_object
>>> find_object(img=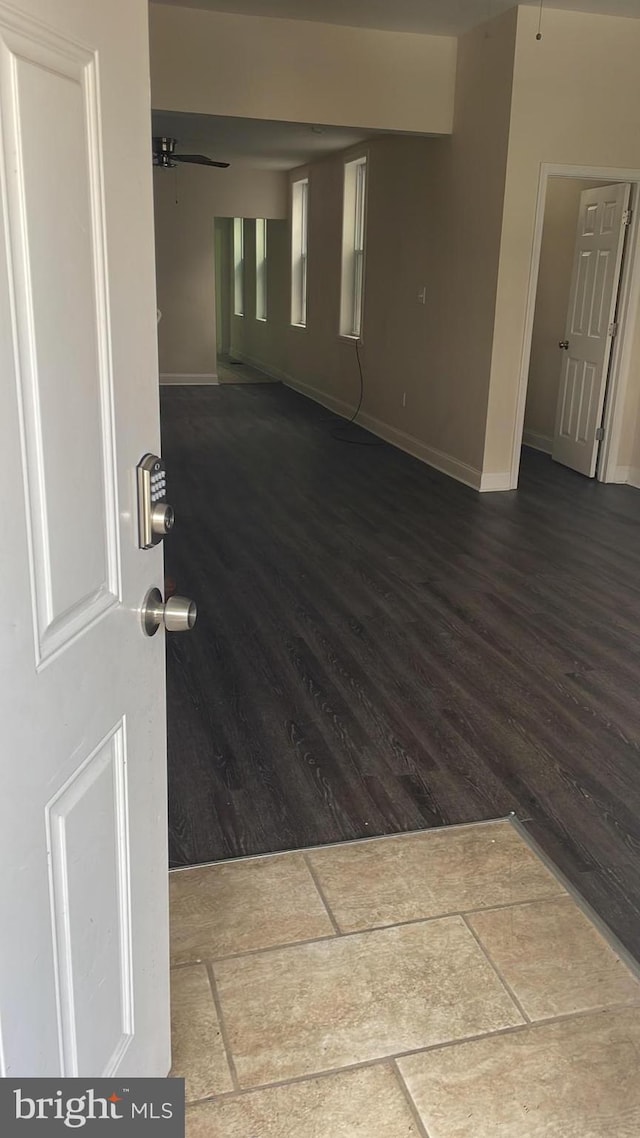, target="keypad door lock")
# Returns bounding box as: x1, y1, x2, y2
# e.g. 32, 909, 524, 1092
137, 453, 175, 549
